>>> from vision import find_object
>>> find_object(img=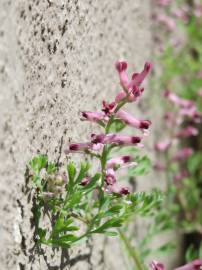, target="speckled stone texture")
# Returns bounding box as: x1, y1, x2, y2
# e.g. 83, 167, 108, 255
0, 0, 156, 269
